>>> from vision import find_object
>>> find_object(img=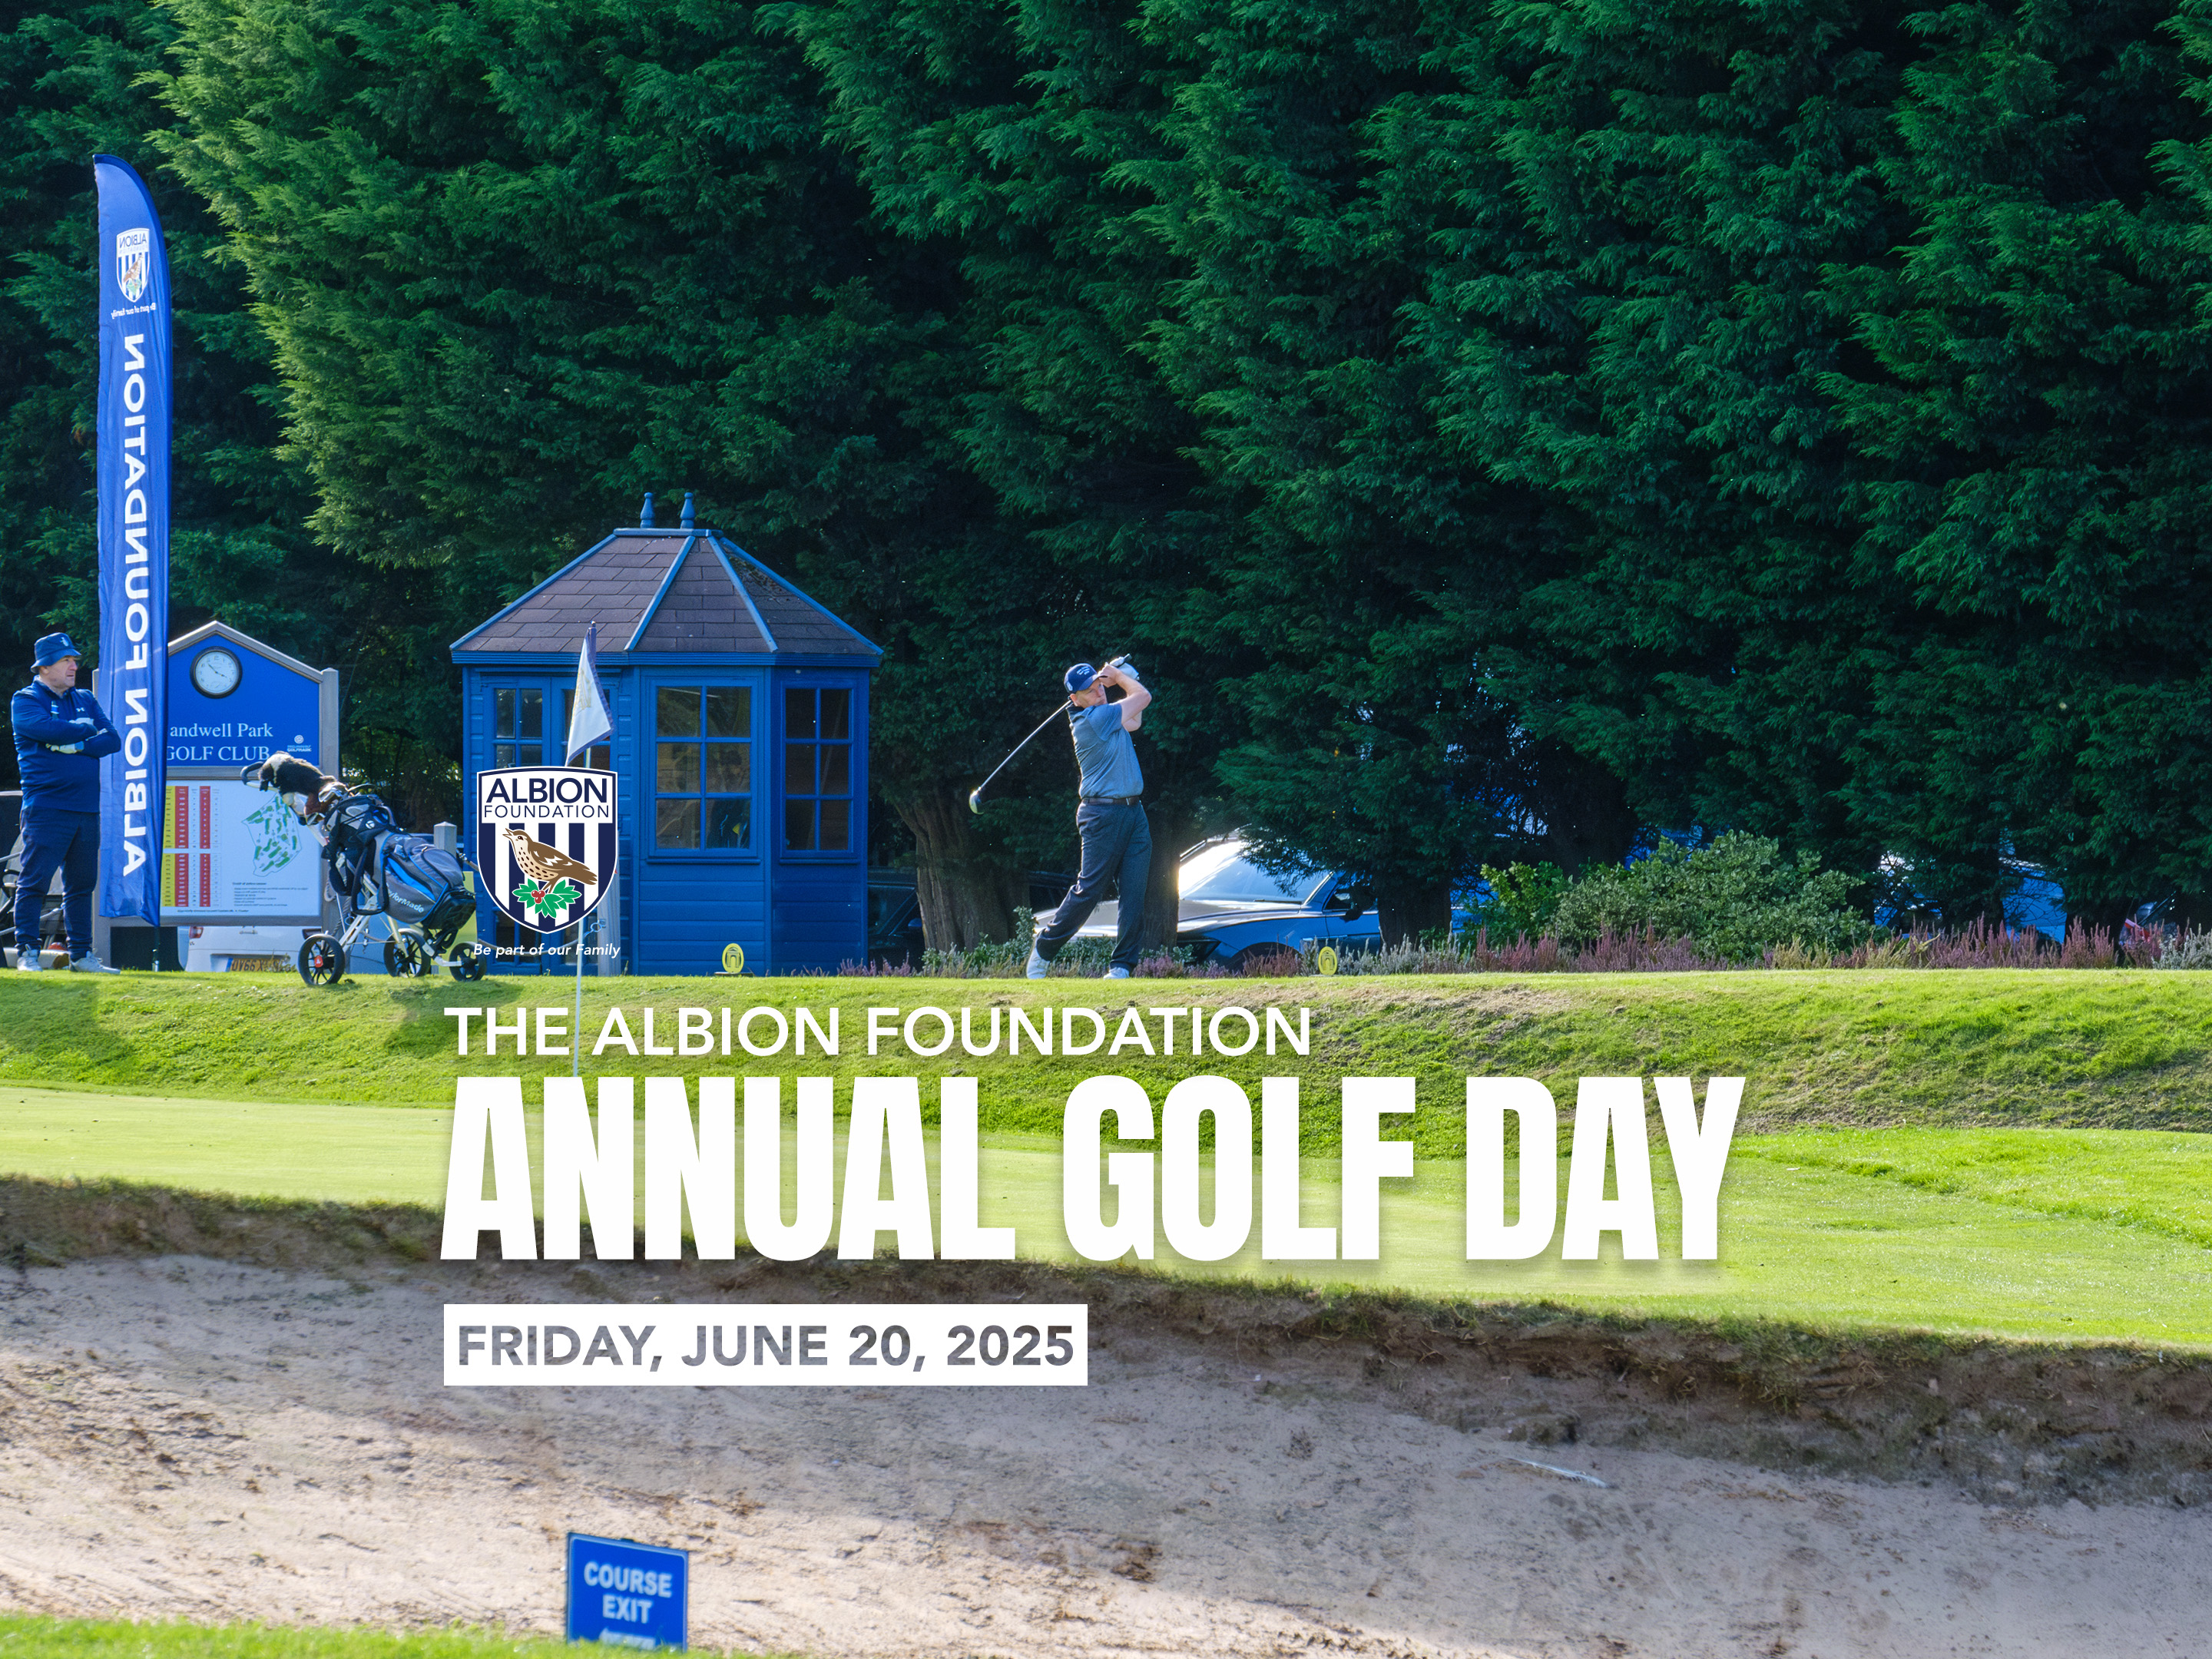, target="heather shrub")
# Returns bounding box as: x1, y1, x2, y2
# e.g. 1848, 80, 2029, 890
1836, 920, 2046, 968
1336, 926, 1728, 974
1134, 951, 1228, 978
1550, 833, 1869, 964
2155, 929, 2212, 969
2057, 919, 2118, 969
2121, 920, 2167, 966
1339, 938, 1475, 975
